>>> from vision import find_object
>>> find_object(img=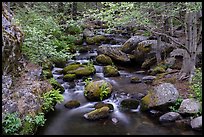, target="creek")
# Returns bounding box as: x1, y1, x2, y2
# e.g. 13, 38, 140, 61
36, 45, 200, 135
